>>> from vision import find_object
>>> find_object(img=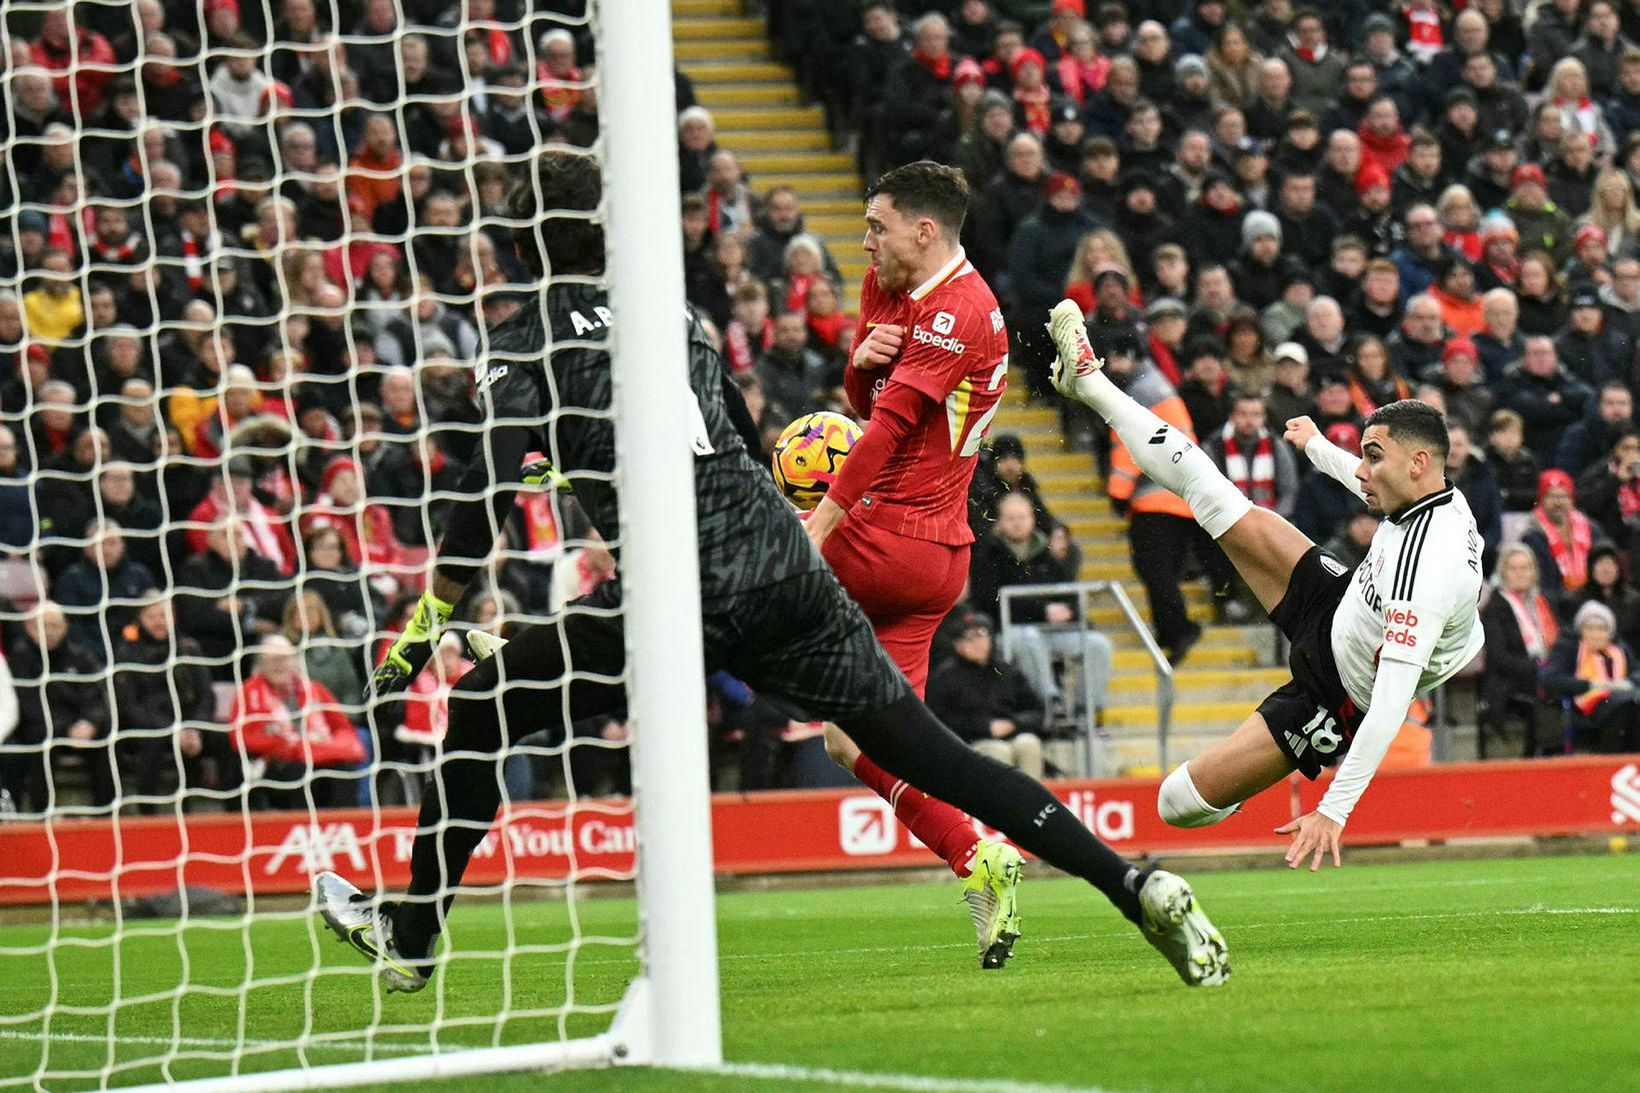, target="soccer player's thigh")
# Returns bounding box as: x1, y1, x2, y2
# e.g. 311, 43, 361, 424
447, 599, 628, 751
1186, 708, 1299, 809
1214, 506, 1316, 615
